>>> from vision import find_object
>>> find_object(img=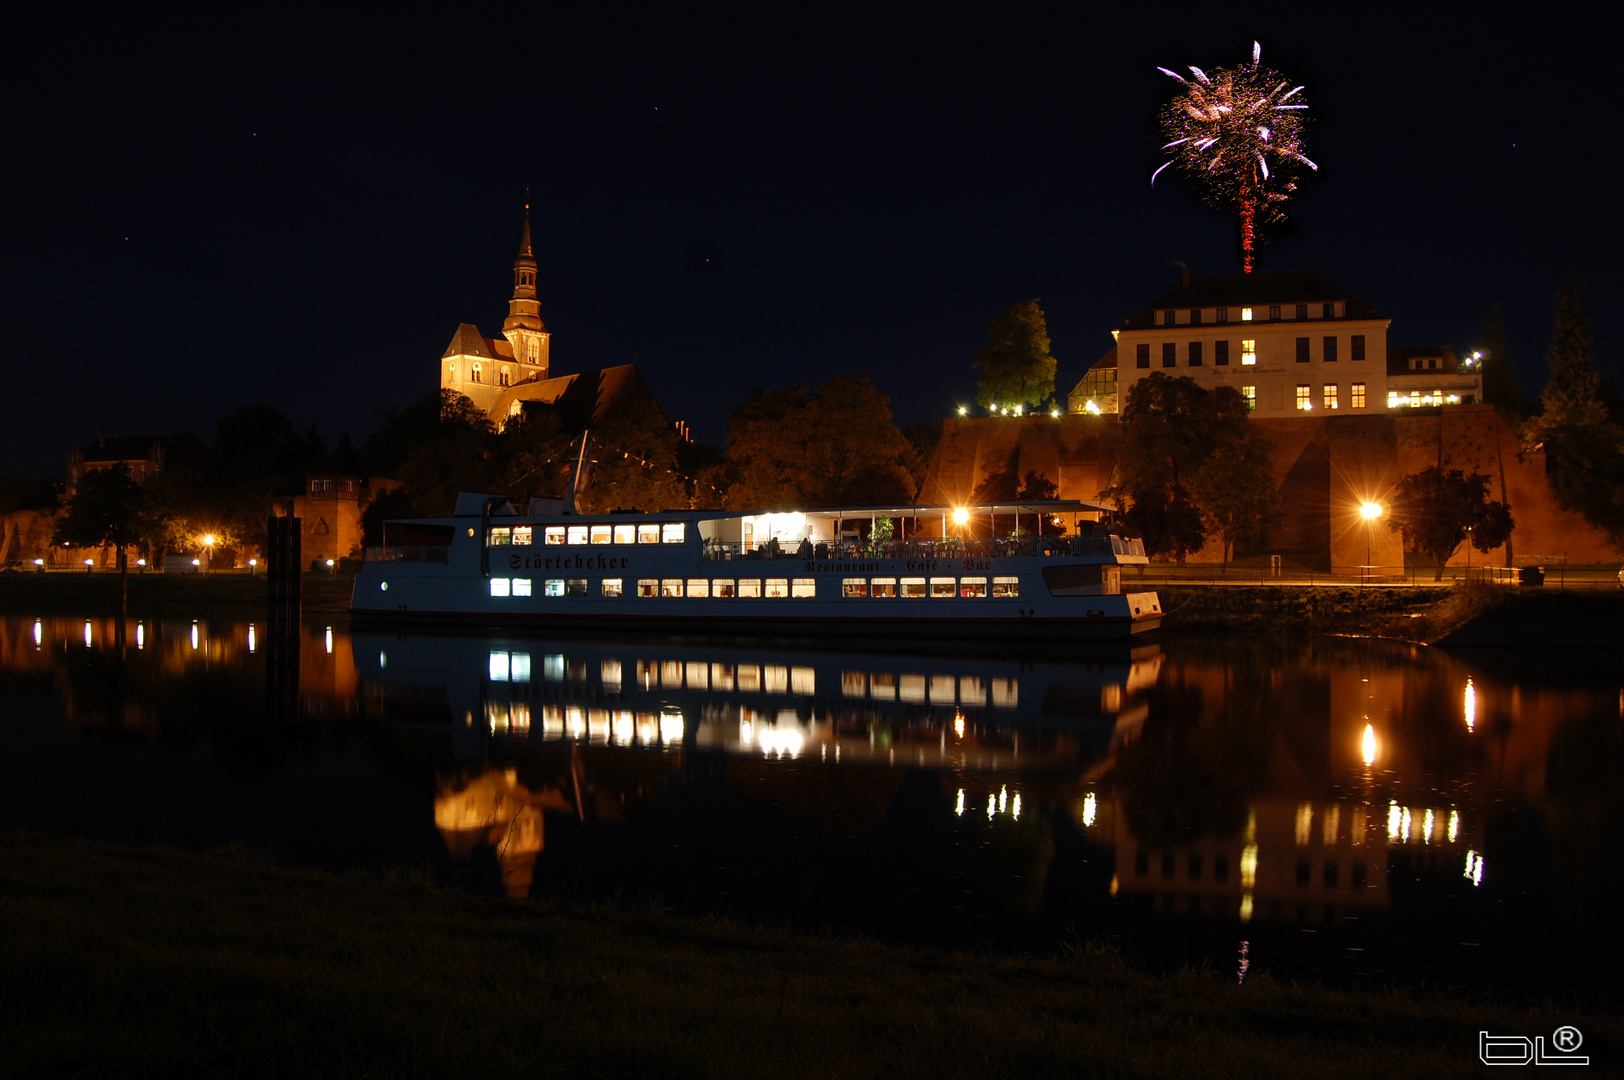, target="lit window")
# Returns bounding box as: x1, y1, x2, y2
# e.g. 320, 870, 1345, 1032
992, 576, 1020, 597
765, 578, 790, 598
712, 579, 736, 597
662, 523, 685, 543
1323, 384, 1339, 410
1323, 336, 1338, 363
1188, 341, 1203, 366
791, 578, 816, 598
843, 578, 869, 597
471, 362, 483, 383
930, 577, 956, 597
567, 526, 589, 545
1351, 335, 1366, 362
1388, 391, 1401, 408
1136, 343, 1150, 369
900, 577, 927, 598
637, 579, 659, 597
870, 577, 897, 597
738, 578, 763, 597
513, 527, 534, 545
545, 579, 566, 597
1241, 307, 1254, 321
513, 578, 533, 597
1411, 390, 1422, 407
637, 524, 660, 544
1351, 383, 1366, 408
960, 576, 988, 597
1241, 339, 1257, 365
489, 527, 511, 546
449, 362, 457, 380
686, 578, 709, 598
602, 578, 623, 597
661, 579, 683, 597
1242, 386, 1257, 411
543, 527, 565, 545
1296, 385, 1312, 410
490, 578, 511, 597
499, 367, 511, 387
567, 579, 587, 596
590, 526, 612, 545
1215, 340, 1229, 366
614, 524, 636, 544
1296, 337, 1310, 363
